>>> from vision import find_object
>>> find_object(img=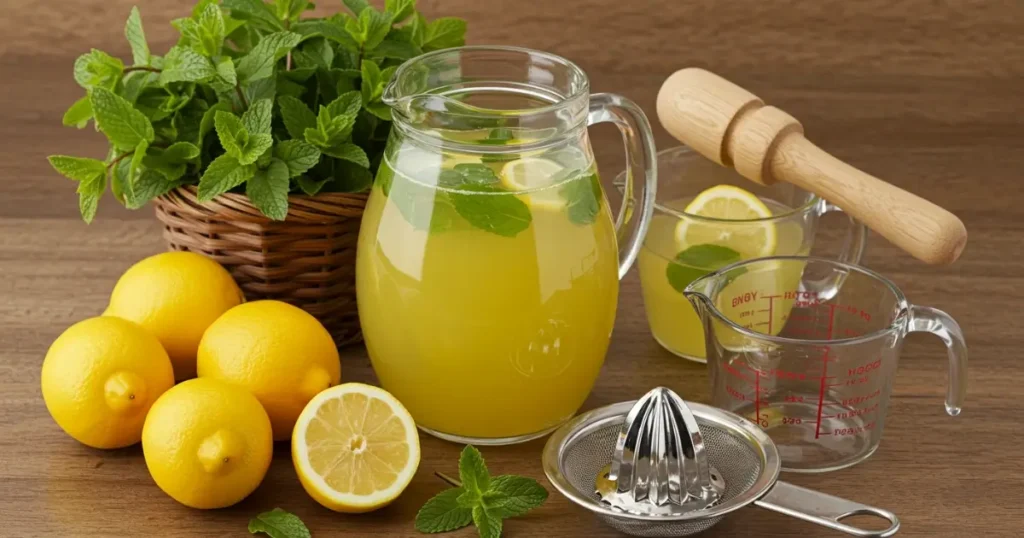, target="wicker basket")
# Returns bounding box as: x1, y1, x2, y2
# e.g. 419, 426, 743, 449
152, 185, 369, 346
